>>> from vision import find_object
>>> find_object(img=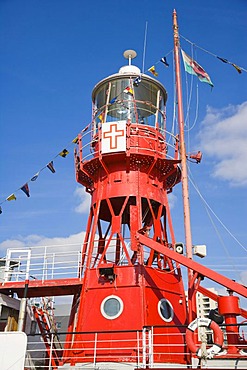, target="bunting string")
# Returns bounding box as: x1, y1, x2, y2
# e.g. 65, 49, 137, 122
1, 39, 245, 215
180, 33, 247, 73
0, 121, 91, 213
